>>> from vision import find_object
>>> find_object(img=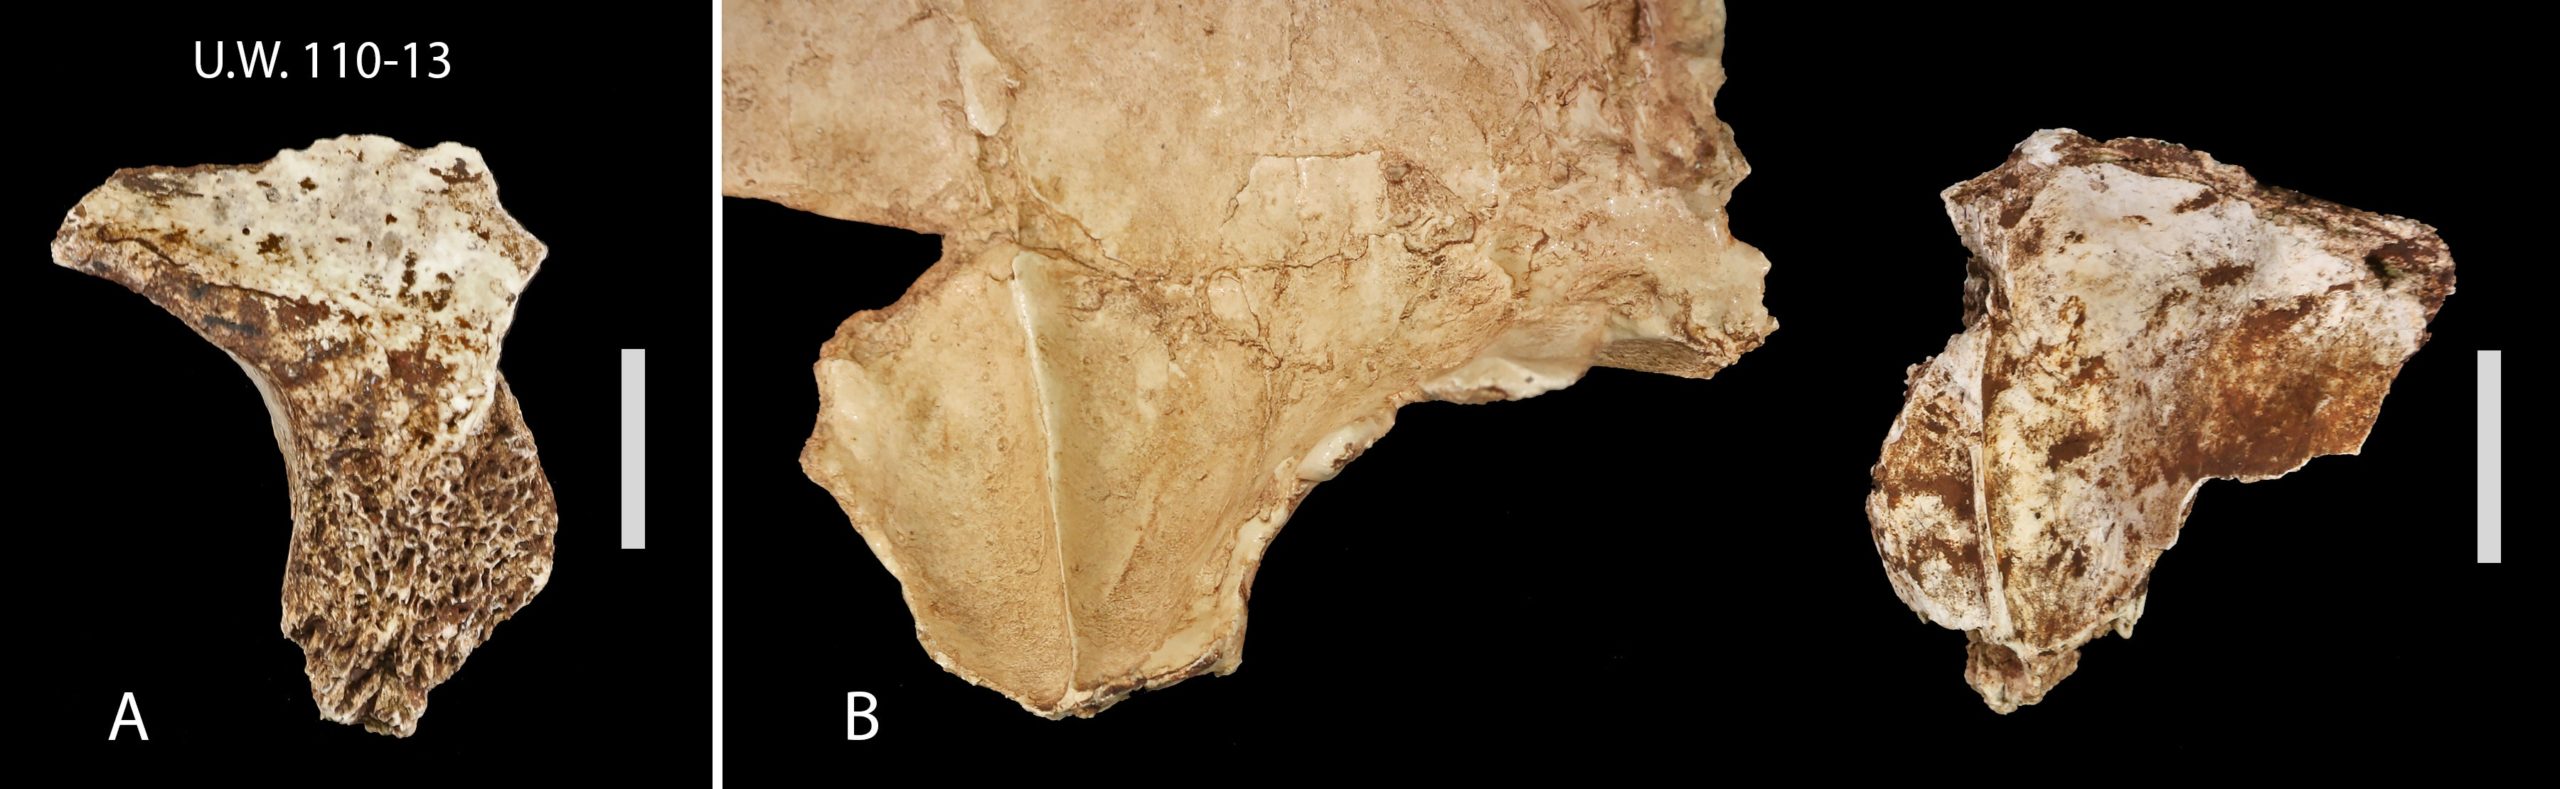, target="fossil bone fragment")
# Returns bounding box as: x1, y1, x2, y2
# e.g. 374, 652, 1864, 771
52, 136, 556, 736
1868, 129, 2453, 712
727, 0, 1775, 715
